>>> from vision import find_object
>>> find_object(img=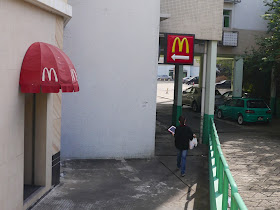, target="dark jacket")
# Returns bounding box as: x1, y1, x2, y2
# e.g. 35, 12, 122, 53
174, 125, 193, 150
